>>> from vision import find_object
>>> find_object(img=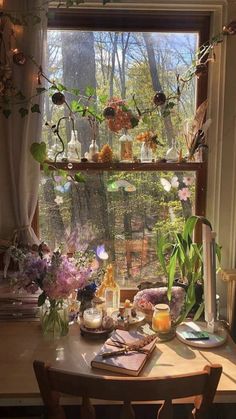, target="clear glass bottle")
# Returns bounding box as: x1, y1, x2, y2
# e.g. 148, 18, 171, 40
141, 142, 153, 162
166, 139, 179, 162
152, 303, 171, 333
105, 282, 120, 311
67, 130, 81, 161
119, 131, 133, 162
89, 139, 99, 162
